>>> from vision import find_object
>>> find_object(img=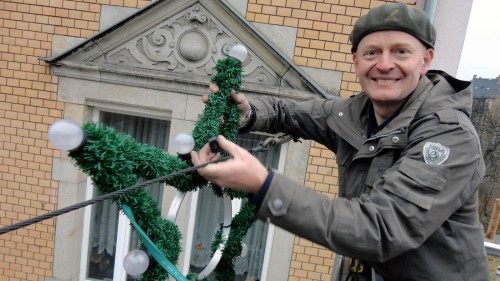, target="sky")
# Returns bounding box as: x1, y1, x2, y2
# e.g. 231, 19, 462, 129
457, 0, 500, 80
